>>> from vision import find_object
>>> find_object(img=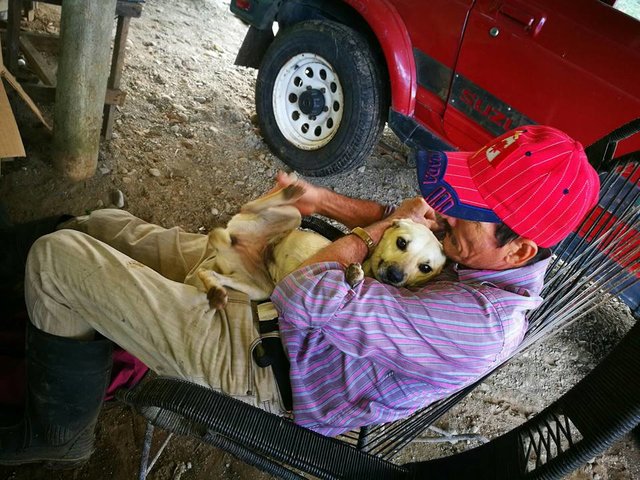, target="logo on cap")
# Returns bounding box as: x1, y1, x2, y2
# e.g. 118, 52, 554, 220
482, 129, 525, 167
